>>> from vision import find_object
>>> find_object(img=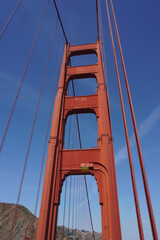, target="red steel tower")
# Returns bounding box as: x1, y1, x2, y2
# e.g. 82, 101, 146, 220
36, 40, 122, 240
